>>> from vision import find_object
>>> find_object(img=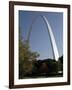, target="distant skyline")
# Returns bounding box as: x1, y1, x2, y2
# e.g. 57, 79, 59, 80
19, 10, 63, 60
